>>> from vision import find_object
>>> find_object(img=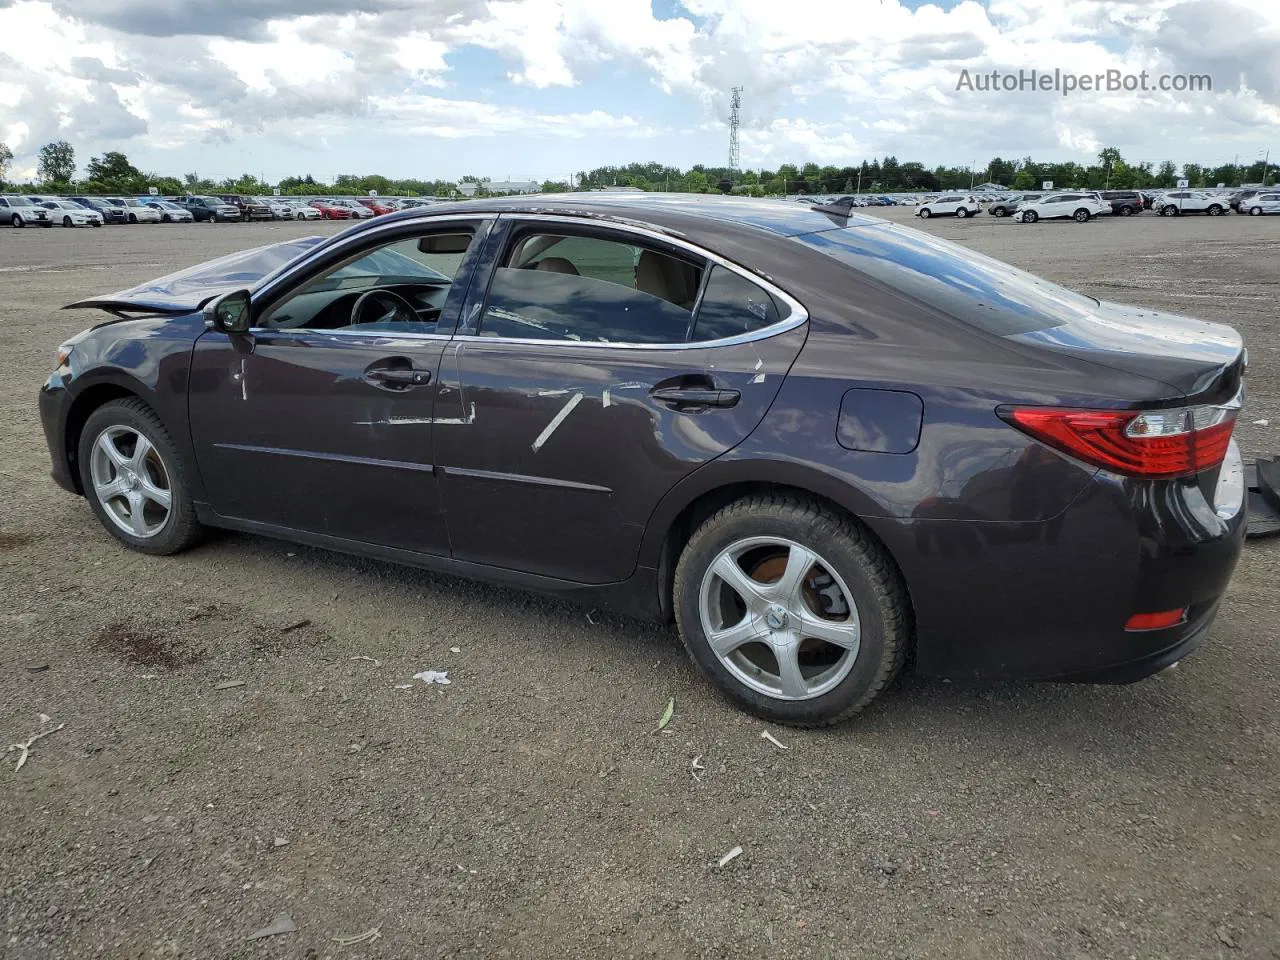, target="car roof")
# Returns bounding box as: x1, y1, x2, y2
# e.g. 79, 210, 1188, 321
349, 193, 885, 241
